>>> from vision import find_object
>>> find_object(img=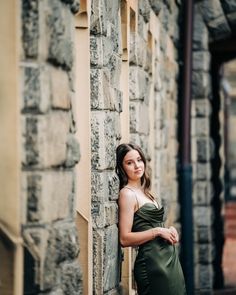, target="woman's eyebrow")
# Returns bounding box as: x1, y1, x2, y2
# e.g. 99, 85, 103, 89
125, 157, 141, 162
124, 158, 133, 162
